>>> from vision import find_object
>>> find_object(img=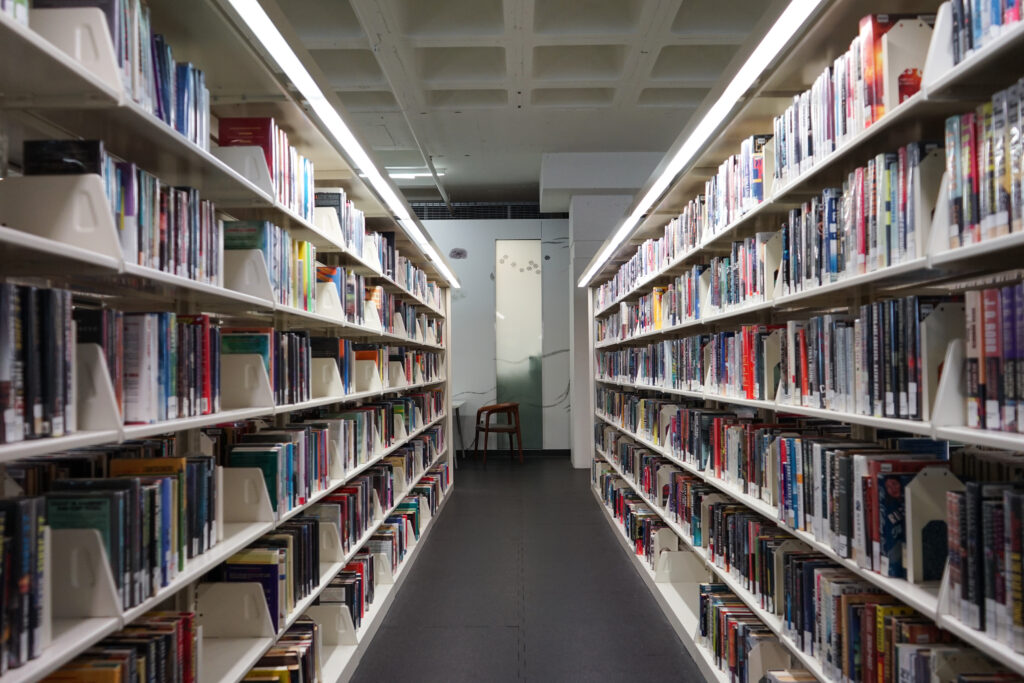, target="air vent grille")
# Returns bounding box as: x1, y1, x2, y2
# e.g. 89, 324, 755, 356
411, 202, 568, 221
